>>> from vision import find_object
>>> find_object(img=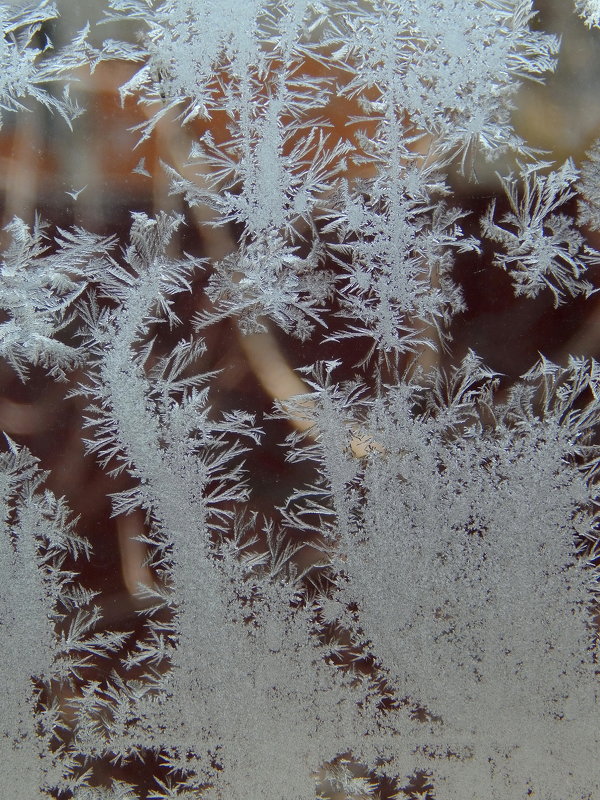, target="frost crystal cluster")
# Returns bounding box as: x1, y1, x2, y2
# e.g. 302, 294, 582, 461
0, 2, 599, 800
